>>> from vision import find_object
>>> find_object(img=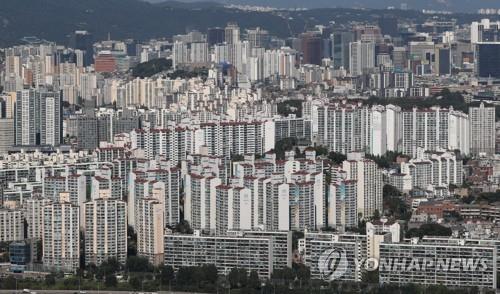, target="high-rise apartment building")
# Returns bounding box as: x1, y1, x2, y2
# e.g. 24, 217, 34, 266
215, 185, 252, 235
184, 173, 222, 233
42, 194, 80, 273
14, 88, 62, 147
84, 198, 127, 265
304, 232, 366, 282
379, 238, 496, 289
328, 179, 358, 228
342, 154, 383, 219
317, 102, 372, 154
401, 107, 470, 157
24, 197, 51, 240
164, 231, 274, 278
469, 102, 496, 155
136, 198, 164, 265
0, 209, 24, 242
0, 96, 14, 154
